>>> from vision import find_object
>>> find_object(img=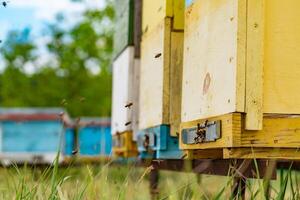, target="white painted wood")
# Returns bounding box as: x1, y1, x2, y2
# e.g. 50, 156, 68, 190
112, 47, 135, 135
